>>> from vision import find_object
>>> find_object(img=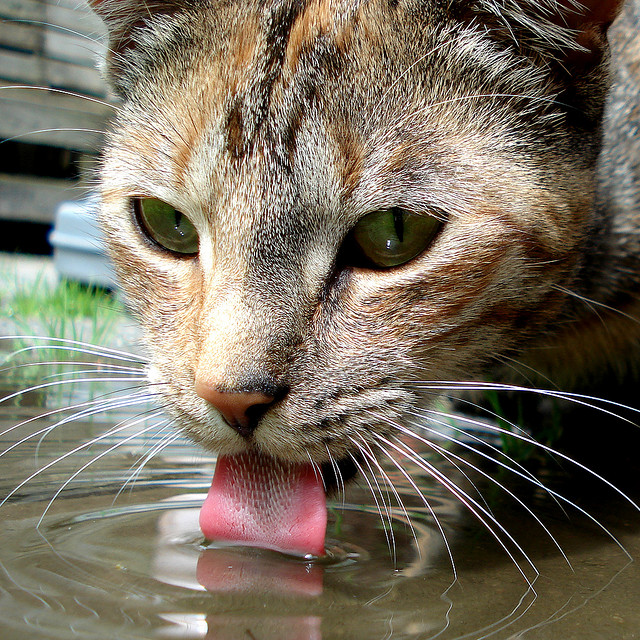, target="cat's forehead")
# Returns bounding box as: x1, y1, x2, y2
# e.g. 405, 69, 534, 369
105, 0, 567, 242
111, 0, 457, 201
